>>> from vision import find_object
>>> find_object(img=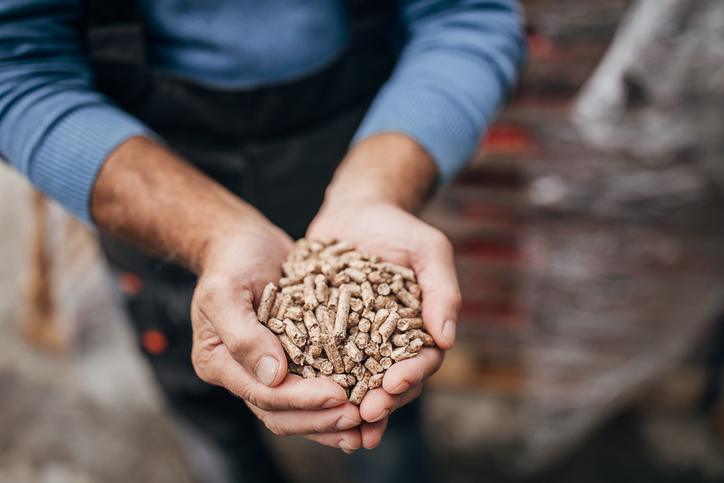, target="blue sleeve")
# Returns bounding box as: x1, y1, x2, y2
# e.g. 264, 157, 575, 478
0, 0, 154, 224
352, 0, 527, 185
